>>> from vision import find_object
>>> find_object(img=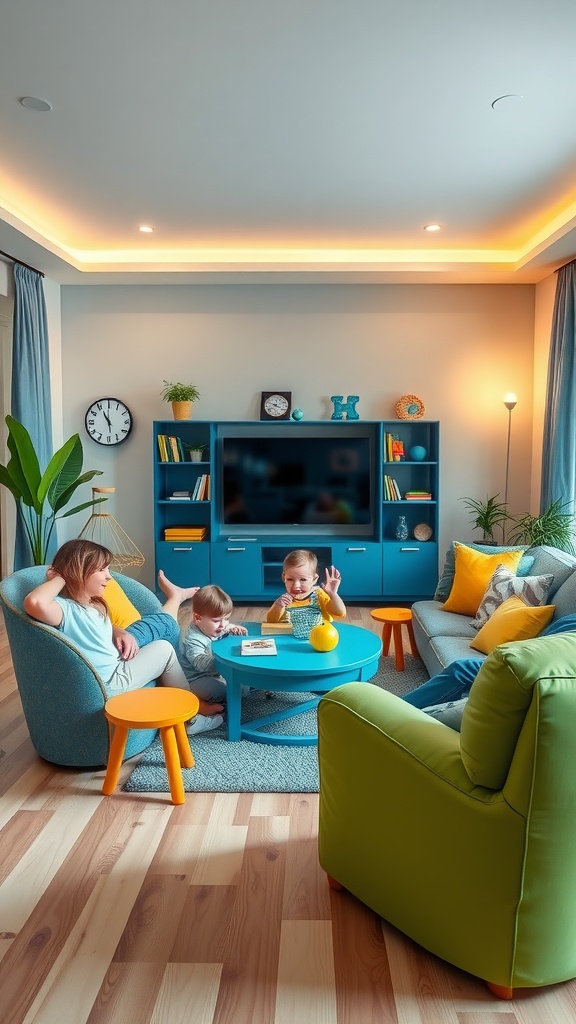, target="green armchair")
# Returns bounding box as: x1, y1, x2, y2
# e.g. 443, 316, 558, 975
318, 630, 576, 997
